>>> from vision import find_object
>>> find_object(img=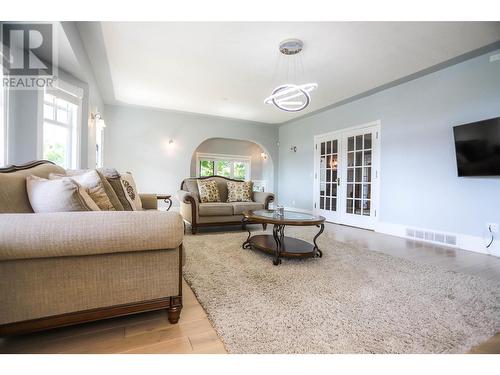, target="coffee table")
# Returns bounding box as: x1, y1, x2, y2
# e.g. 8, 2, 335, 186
242, 209, 326, 265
